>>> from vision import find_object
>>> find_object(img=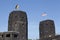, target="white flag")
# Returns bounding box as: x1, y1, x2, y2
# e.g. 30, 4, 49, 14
41, 12, 47, 16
